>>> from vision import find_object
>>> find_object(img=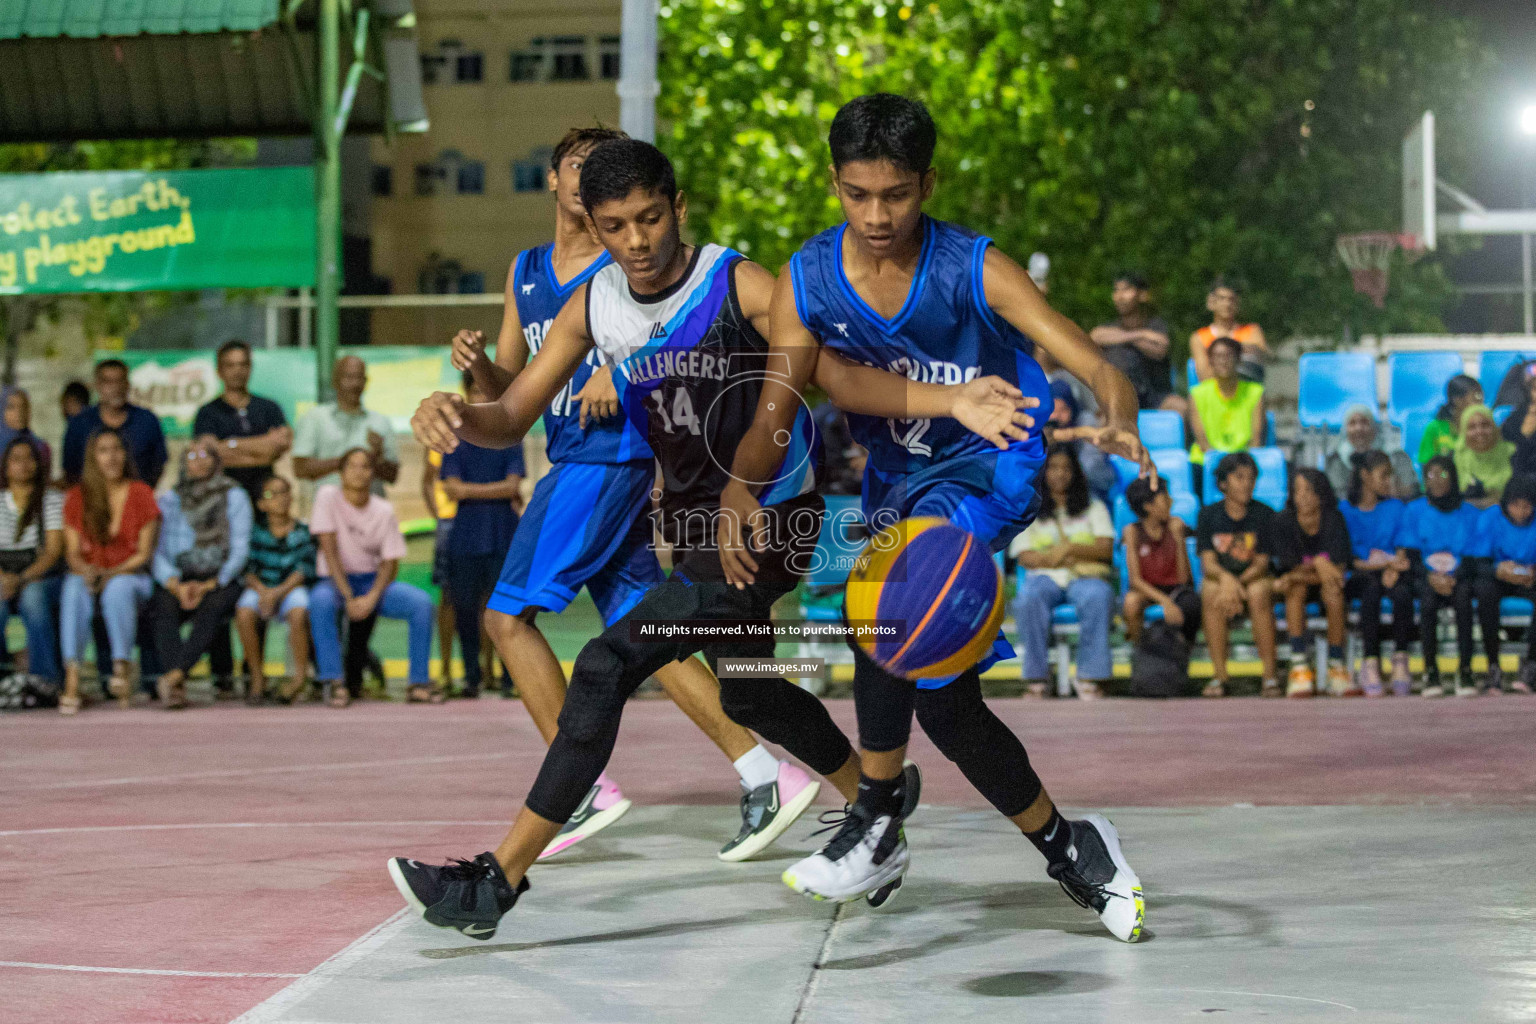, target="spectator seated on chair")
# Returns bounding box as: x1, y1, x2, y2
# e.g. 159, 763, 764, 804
1339, 450, 1416, 697
0, 438, 64, 693
1189, 336, 1264, 470
1400, 456, 1480, 698
1417, 375, 1482, 466
309, 447, 435, 707
1467, 473, 1536, 694
147, 439, 252, 711
1120, 475, 1198, 645
1190, 277, 1268, 384
1324, 405, 1419, 502
1009, 445, 1115, 699
59, 429, 161, 715
1044, 378, 1115, 498
236, 476, 316, 705
1271, 468, 1351, 698
1500, 365, 1536, 479
1453, 404, 1514, 509
1197, 452, 1279, 698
